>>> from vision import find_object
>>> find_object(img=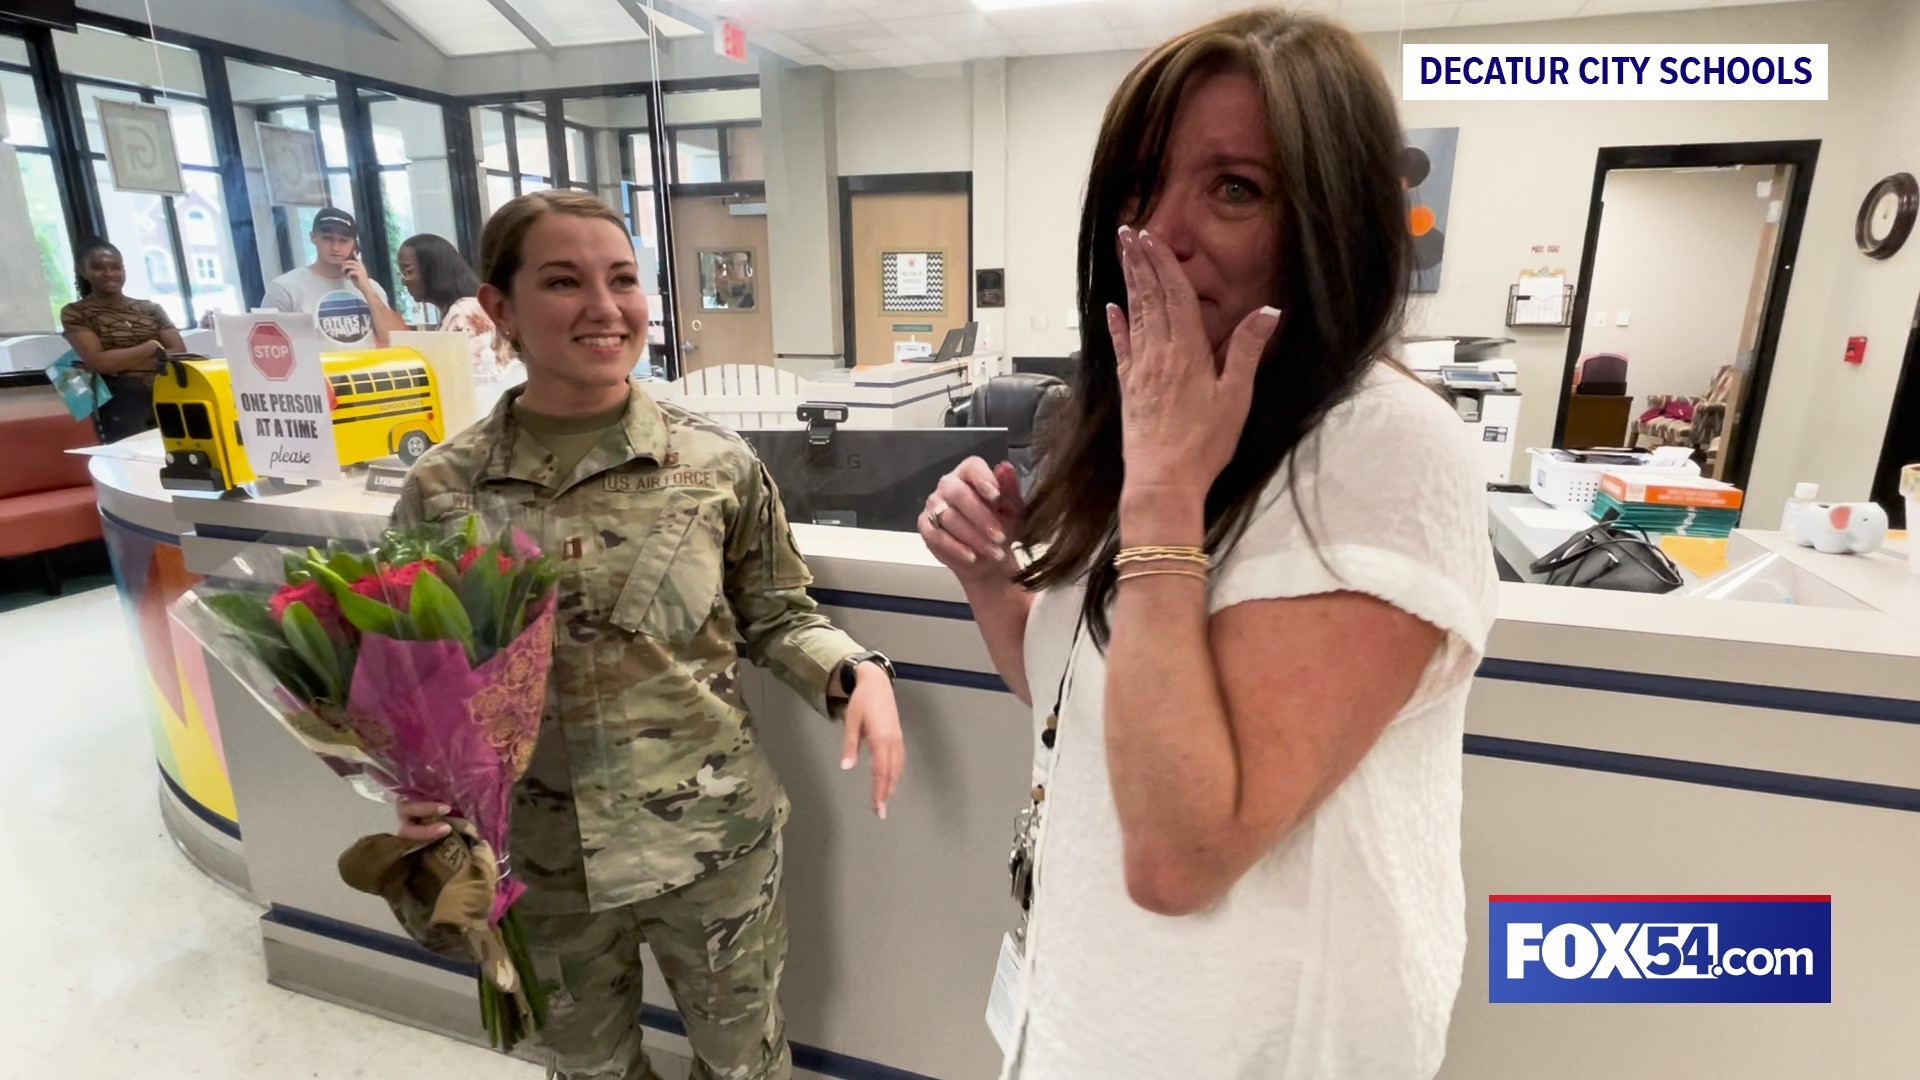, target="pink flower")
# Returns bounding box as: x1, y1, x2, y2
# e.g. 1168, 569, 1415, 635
351, 559, 436, 607
268, 580, 348, 640
458, 546, 514, 576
